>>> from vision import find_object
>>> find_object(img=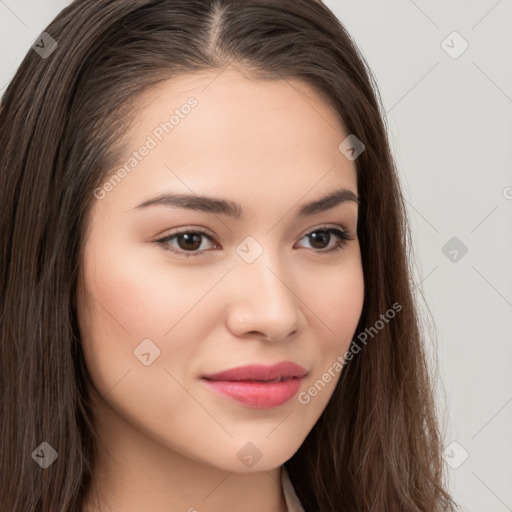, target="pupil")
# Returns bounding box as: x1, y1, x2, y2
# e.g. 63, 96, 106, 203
310, 230, 329, 249
178, 233, 202, 251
